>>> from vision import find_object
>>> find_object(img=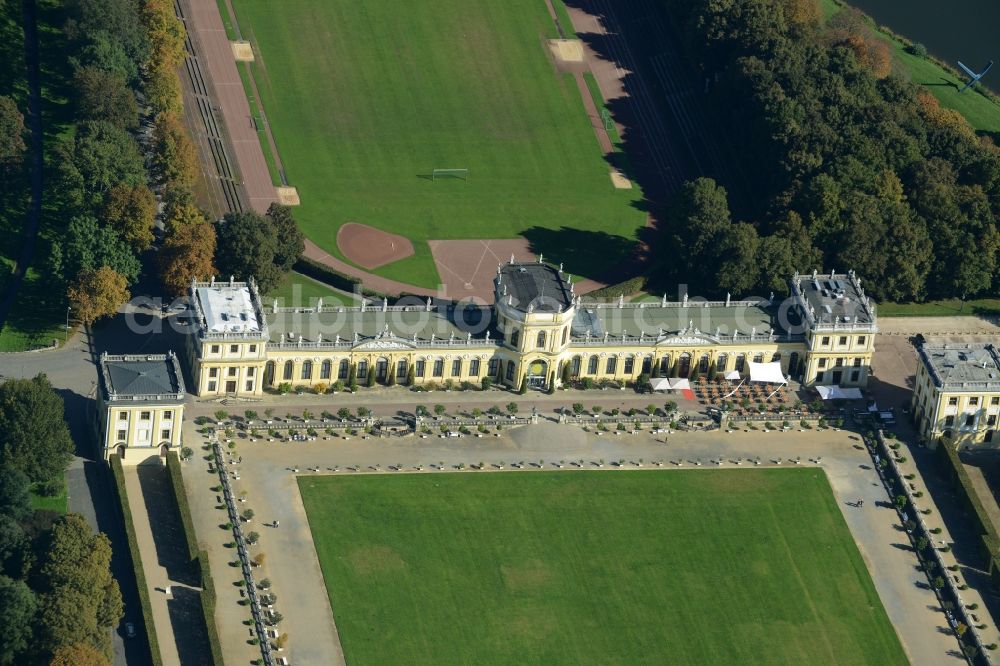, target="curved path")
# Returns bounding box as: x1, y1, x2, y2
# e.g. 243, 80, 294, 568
0, 0, 43, 331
